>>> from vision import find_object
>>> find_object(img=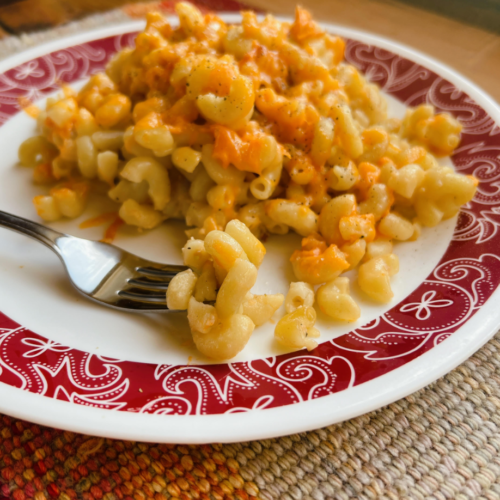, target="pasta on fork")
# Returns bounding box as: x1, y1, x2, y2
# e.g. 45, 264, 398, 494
18, 3, 478, 360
